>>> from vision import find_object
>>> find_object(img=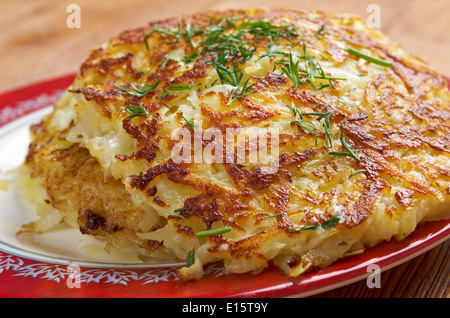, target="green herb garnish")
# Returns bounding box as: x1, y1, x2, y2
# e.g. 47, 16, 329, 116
183, 49, 200, 63
227, 78, 255, 105
280, 51, 304, 91
184, 23, 195, 47
142, 16, 300, 95
169, 207, 186, 220
114, 79, 160, 98
196, 226, 232, 237
337, 97, 362, 108
329, 124, 361, 161
168, 83, 201, 91
288, 211, 343, 233
264, 213, 284, 219
286, 104, 302, 117
157, 90, 171, 100
292, 117, 319, 145
275, 264, 286, 276
302, 111, 337, 147
278, 44, 346, 91
348, 169, 366, 179
287, 105, 319, 145
182, 115, 198, 131
168, 214, 186, 220
258, 49, 289, 60
320, 211, 343, 229
346, 47, 393, 68
186, 250, 195, 267
287, 105, 339, 148
122, 105, 148, 121
201, 17, 298, 89
314, 24, 325, 39
144, 23, 204, 50
237, 20, 299, 45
